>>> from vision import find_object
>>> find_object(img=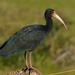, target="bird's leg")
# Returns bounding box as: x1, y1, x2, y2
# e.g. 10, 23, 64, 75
28, 51, 32, 75
23, 51, 29, 71
24, 51, 29, 68
18, 51, 29, 75
29, 51, 32, 68
21, 51, 29, 71
29, 51, 42, 75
